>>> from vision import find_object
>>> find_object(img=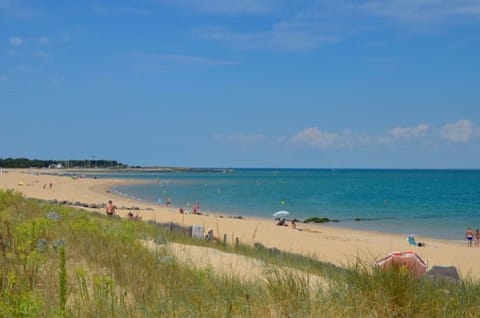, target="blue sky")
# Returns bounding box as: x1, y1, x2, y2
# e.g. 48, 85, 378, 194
1, 0, 479, 168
